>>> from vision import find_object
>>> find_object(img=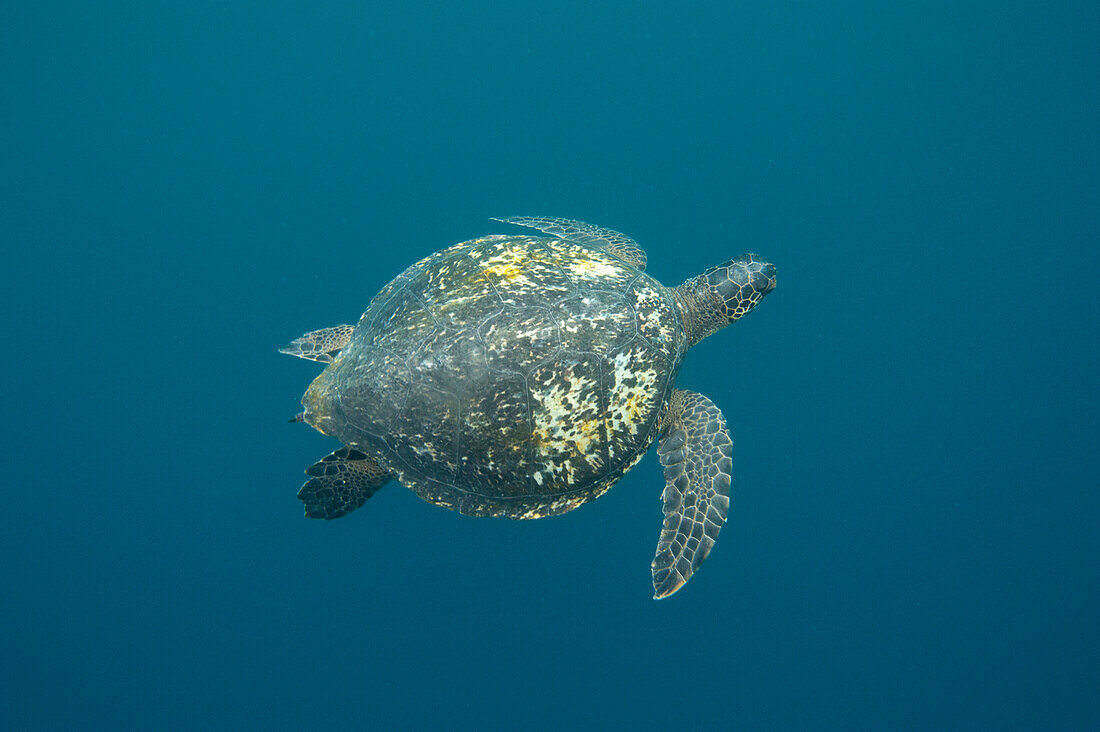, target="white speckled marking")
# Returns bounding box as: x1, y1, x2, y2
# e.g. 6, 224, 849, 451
605, 344, 661, 460
529, 363, 604, 485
